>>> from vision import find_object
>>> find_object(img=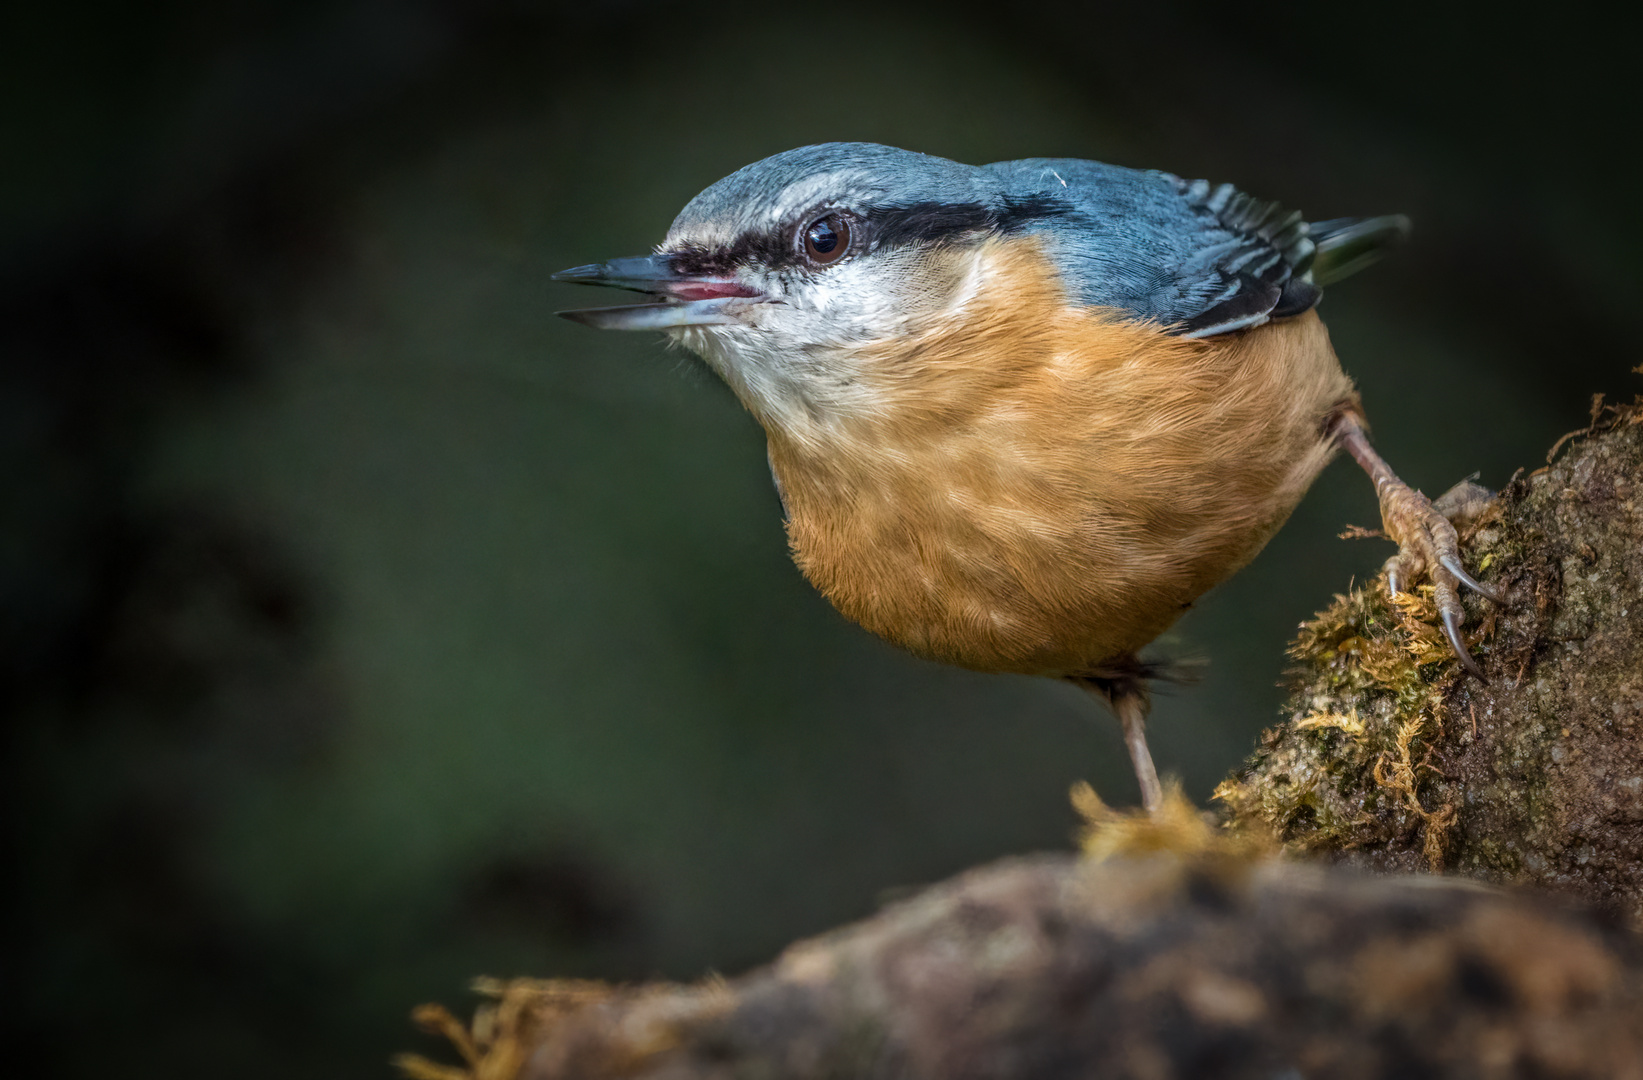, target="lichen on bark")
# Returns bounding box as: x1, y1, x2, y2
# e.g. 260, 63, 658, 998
1215, 394, 1643, 923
